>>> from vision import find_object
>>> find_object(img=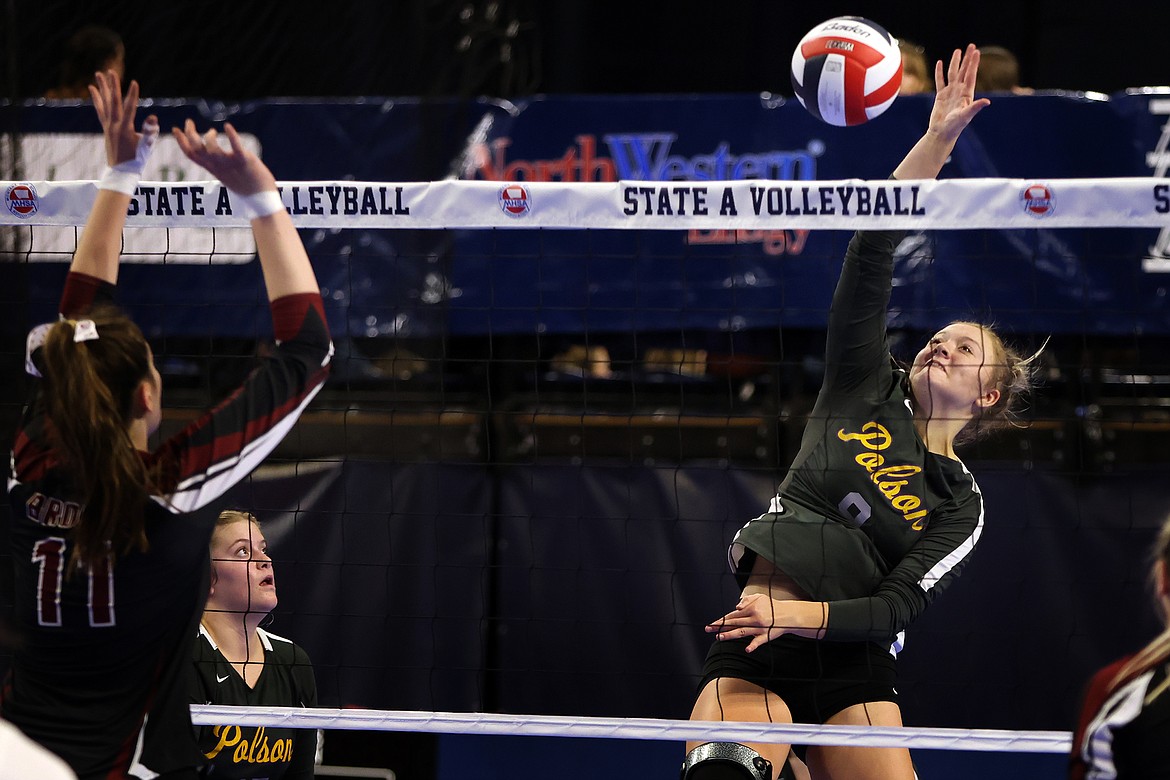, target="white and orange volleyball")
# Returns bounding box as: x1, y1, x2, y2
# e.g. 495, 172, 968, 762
790, 17, 902, 127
